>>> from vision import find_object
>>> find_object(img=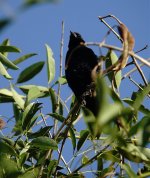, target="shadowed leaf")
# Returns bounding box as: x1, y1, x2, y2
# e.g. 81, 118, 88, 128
17, 61, 45, 83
